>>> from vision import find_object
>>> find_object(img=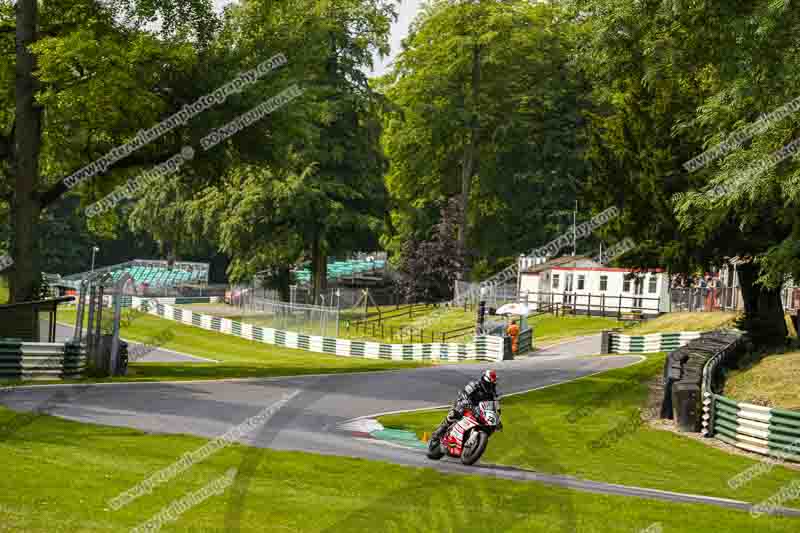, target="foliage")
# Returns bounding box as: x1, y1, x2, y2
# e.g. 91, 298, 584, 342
568, 0, 799, 342
395, 197, 464, 302
378, 0, 586, 276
